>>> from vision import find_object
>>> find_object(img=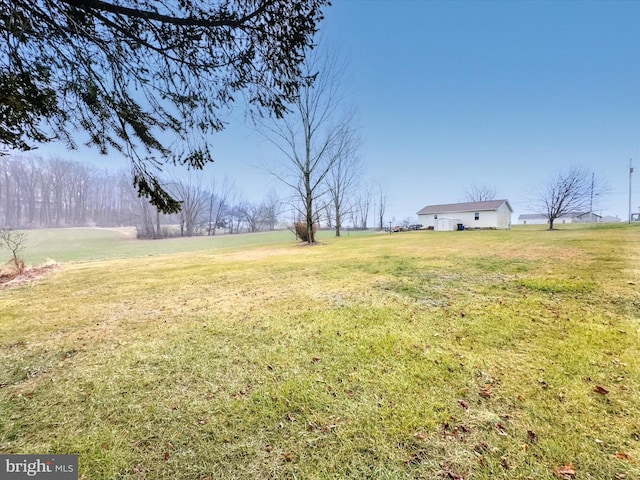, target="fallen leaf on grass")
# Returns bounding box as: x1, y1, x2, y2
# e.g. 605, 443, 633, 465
479, 385, 492, 398
594, 385, 610, 395
615, 451, 632, 461
554, 462, 576, 479
495, 423, 508, 436
404, 450, 427, 466
527, 430, 537, 443
457, 399, 469, 410
282, 452, 294, 462
321, 423, 339, 433
163, 452, 169, 461
441, 466, 465, 479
